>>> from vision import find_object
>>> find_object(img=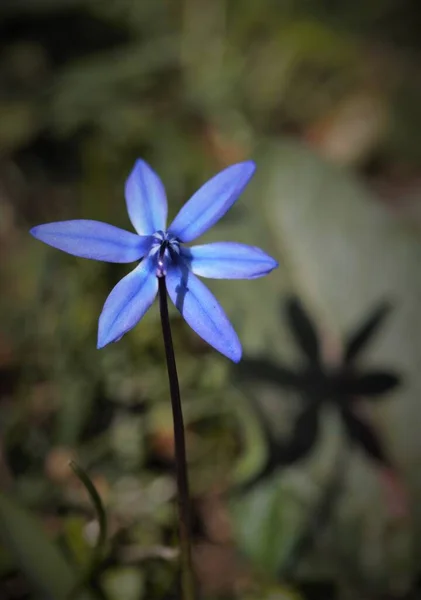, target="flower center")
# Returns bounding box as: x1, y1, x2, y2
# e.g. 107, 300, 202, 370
151, 230, 181, 277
